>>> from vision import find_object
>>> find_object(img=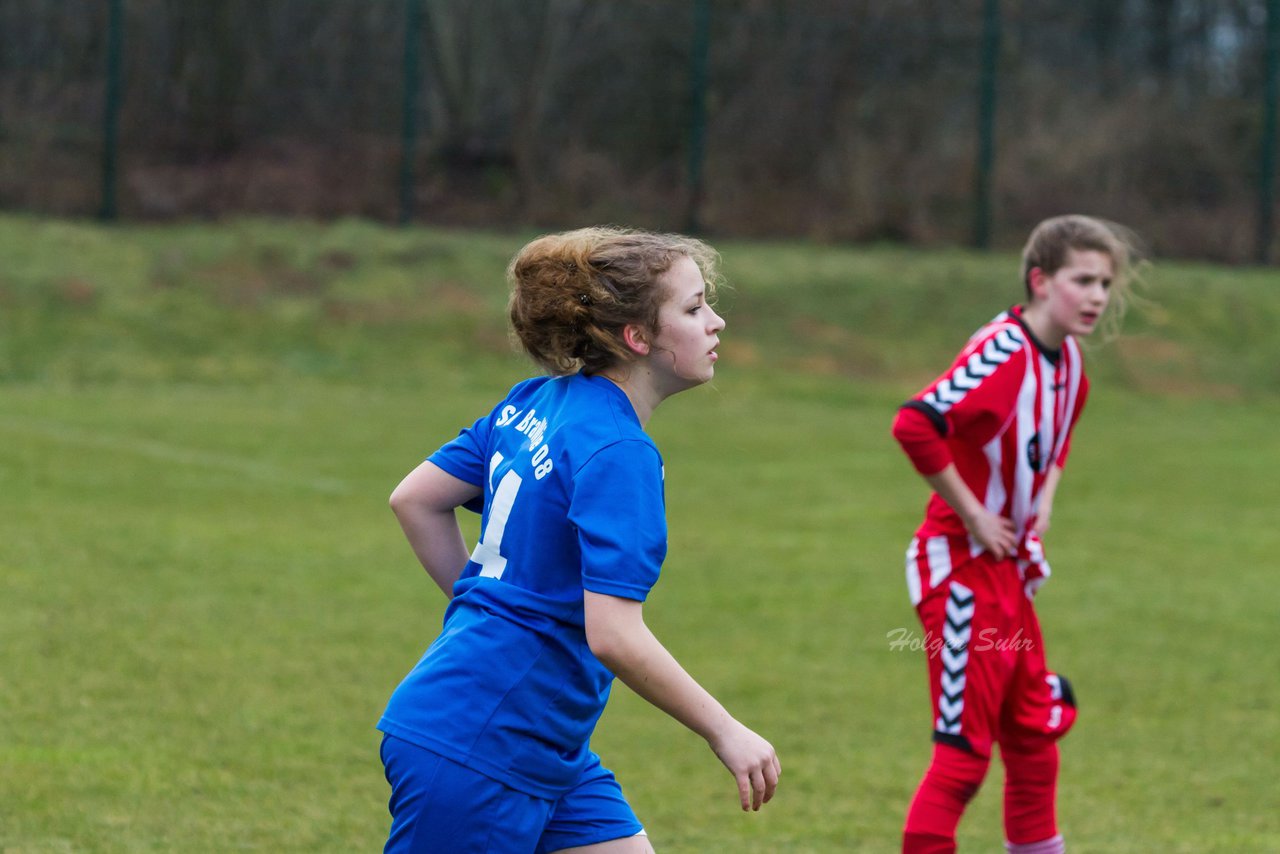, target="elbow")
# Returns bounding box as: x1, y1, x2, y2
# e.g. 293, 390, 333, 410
890, 409, 906, 441
388, 483, 414, 520
890, 406, 919, 448
890, 421, 909, 447
388, 487, 404, 515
